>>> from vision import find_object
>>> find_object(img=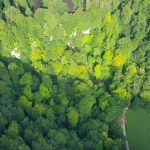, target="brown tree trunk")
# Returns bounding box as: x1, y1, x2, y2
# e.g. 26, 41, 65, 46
82, 0, 86, 11
33, 0, 42, 10
63, 0, 74, 13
